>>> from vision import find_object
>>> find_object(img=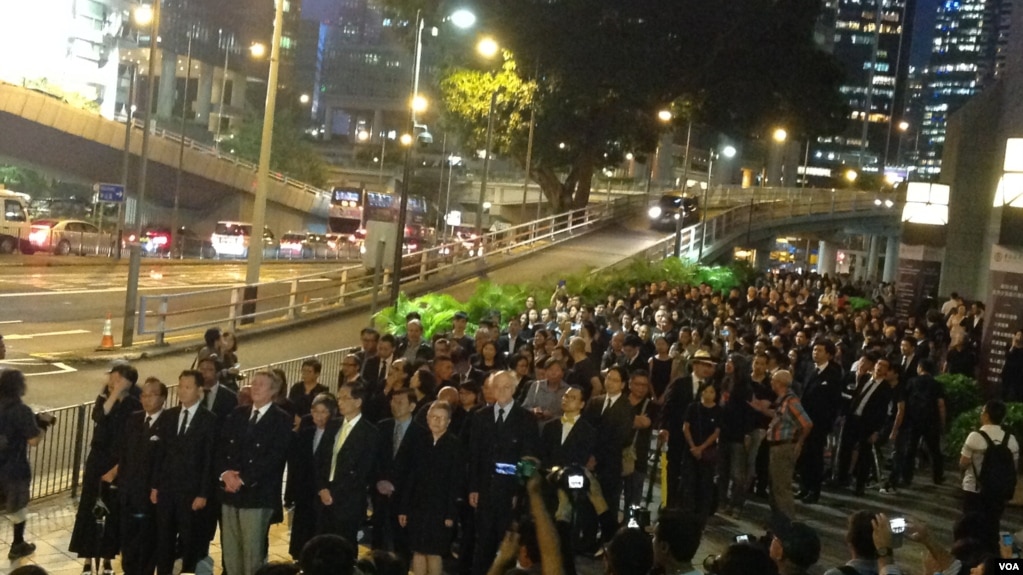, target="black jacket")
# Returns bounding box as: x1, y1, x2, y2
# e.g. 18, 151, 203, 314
152, 405, 217, 499
848, 378, 893, 434
800, 361, 844, 433
583, 394, 634, 478
316, 417, 380, 497
205, 384, 238, 429
216, 404, 292, 509
539, 417, 596, 469
467, 403, 539, 495
117, 410, 172, 510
